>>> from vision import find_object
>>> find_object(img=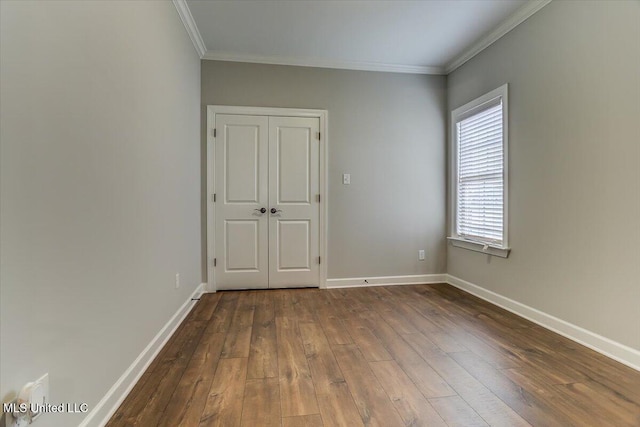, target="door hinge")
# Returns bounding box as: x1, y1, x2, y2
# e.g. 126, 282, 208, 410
316, 194, 320, 203
212, 193, 216, 202
213, 258, 217, 267
318, 256, 321, 264
213, 128, 217, 138
317, 131, 321, 140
